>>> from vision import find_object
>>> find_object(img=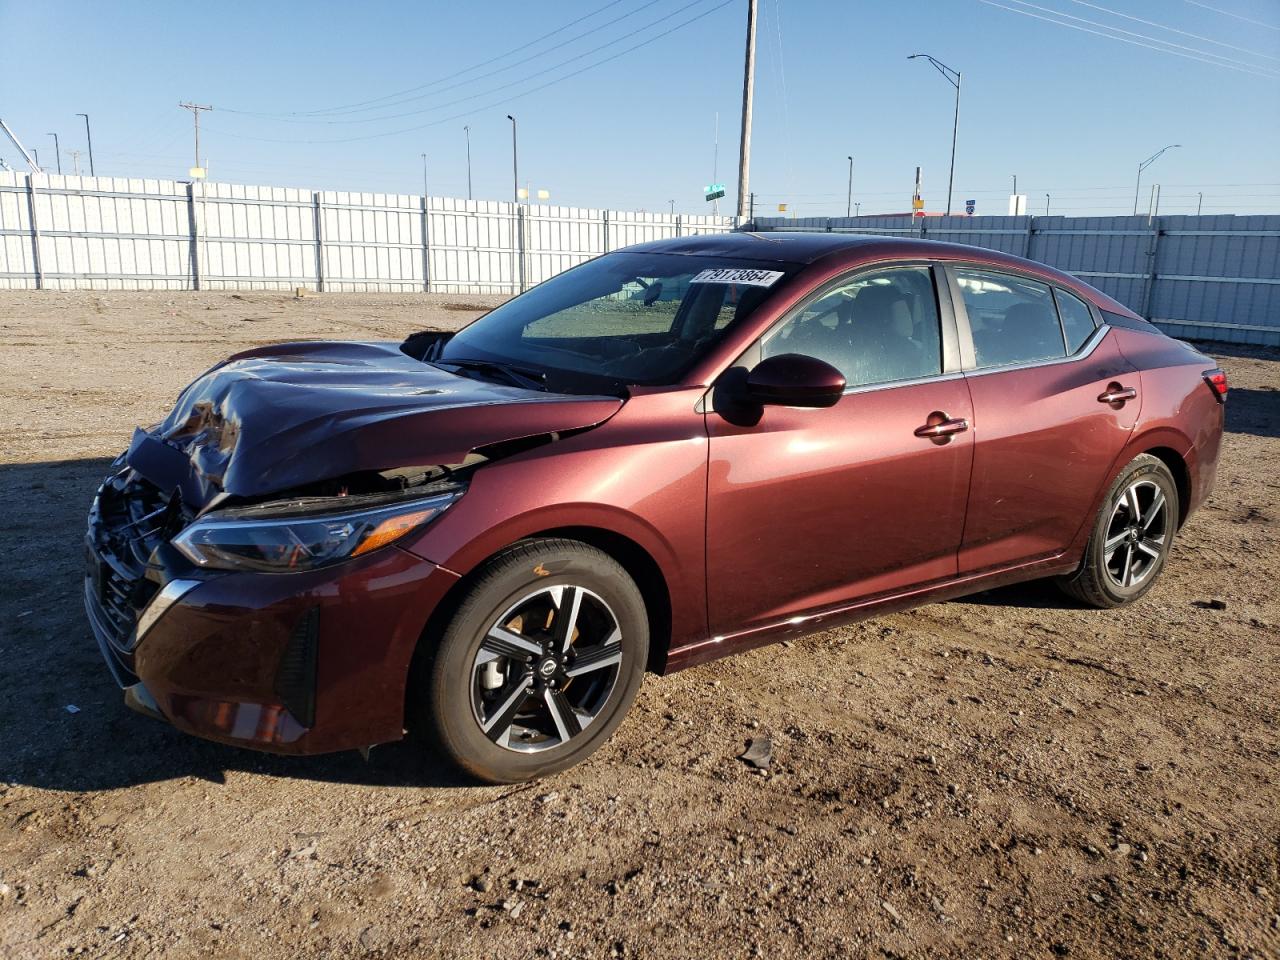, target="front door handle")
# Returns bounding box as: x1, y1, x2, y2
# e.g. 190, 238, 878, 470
1097, 384, 1138, 404
914, 414, 969, 440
